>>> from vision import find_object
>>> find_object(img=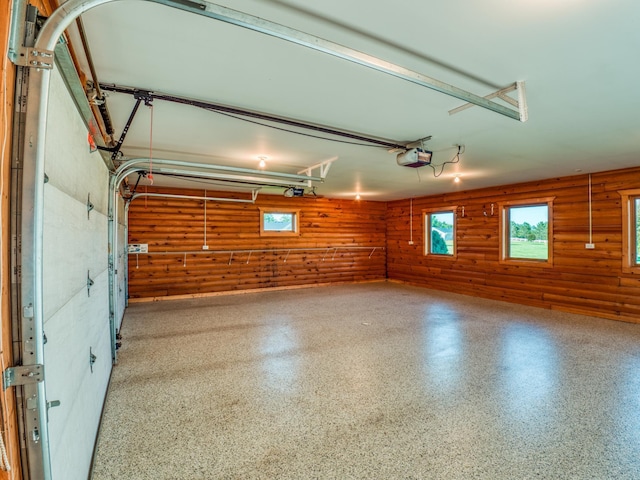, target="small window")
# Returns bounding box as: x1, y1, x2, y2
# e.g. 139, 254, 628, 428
424, 207, 456, 258
619, 189, 640, 273
260, 208, 300, 236
499, 198, 554, 266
